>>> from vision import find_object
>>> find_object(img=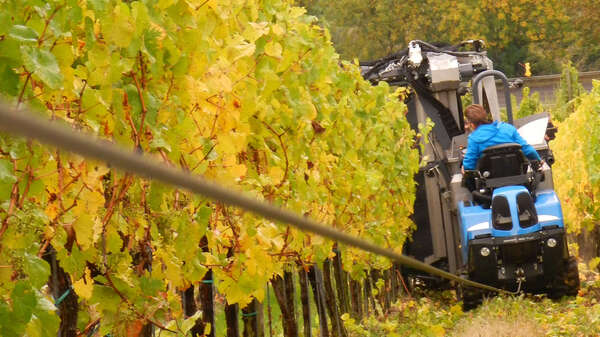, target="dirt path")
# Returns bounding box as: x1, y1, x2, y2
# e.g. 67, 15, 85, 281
449, 311, 545, 337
